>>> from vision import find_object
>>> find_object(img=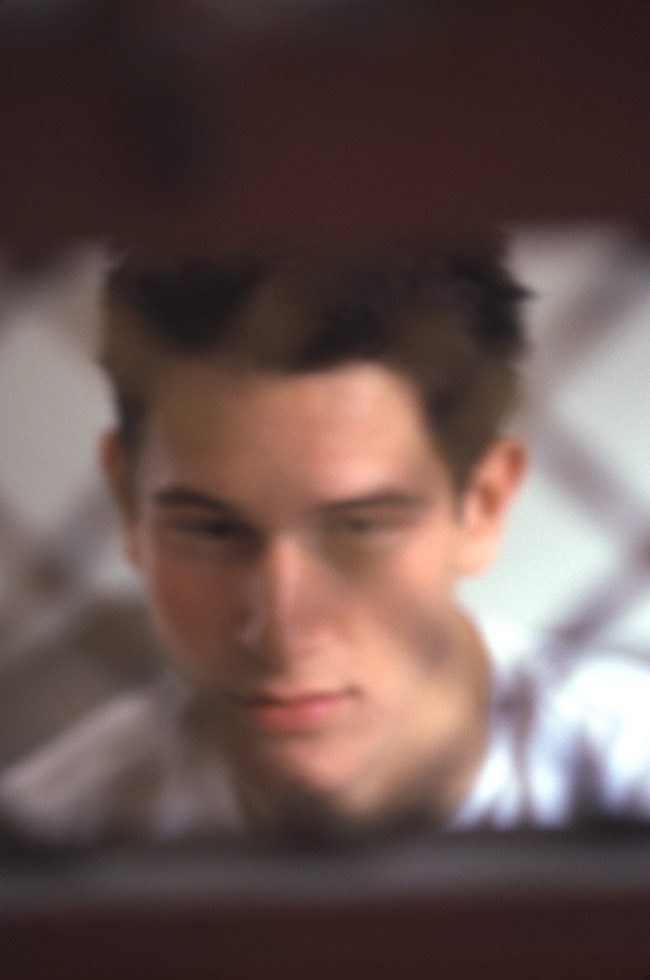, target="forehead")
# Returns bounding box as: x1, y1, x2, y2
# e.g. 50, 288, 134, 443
139, 358, 451, 502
